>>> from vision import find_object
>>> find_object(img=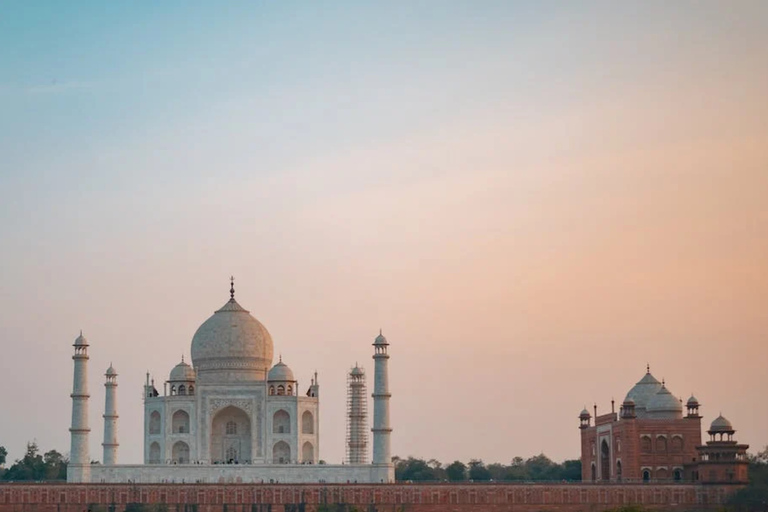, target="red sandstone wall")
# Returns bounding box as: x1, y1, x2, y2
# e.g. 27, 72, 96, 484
0, 482, 740, 512
581, 417, 703, 482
